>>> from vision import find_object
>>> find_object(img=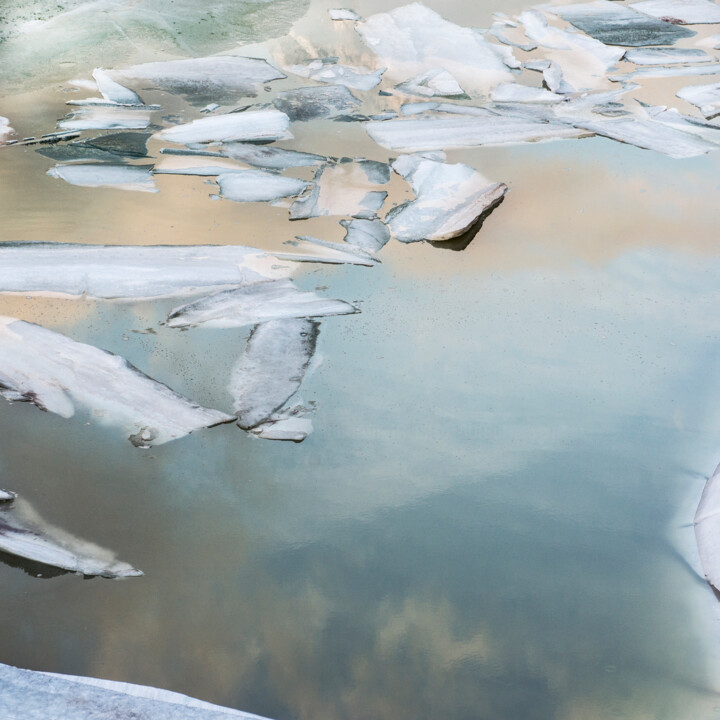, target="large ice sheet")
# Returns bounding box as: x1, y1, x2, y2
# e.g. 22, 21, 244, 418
0, 496, 141, 577
113, 56, 286, 102
272, 85, 360, 121
355, 3, 514, 94
285, 60, 385, 91
157, 110, 291, 144
0, 317, 233, 446
229, 319, 319, 440
630, 0, 720, 24
677, 81, 720, 117
695, 465, 720, 593
550, 0, 696, 46
290, 161, 389, 219
0, 663, 273, 719
366, 115, 589, 151
47, 163, 157, 192
166, 279, 357, 329
58, 107, 152, 131
387, 155, 507, 243
217, 171, 310, 202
